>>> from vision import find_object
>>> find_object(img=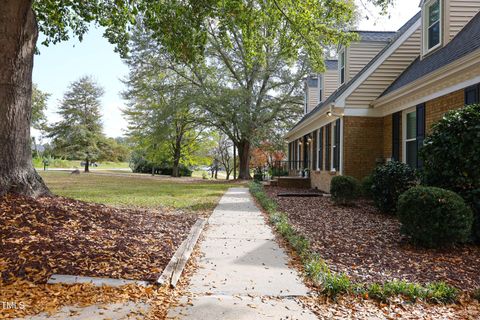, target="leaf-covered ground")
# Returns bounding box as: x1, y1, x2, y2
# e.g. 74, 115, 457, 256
0, 194, 196, 285
266, 186, 480, 291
